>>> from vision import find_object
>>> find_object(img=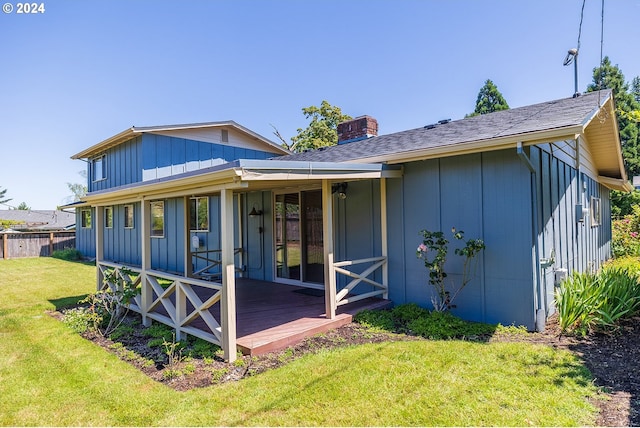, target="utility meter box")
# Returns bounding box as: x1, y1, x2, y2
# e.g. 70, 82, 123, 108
555, 268, 568, 286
